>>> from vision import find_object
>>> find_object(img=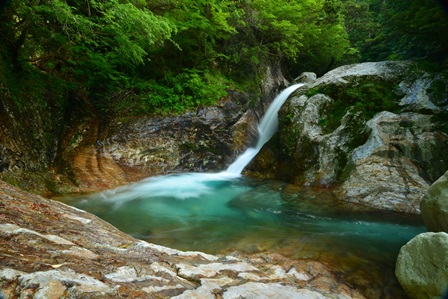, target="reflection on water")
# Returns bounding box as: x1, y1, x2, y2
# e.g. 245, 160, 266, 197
57, 172, 426, 298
